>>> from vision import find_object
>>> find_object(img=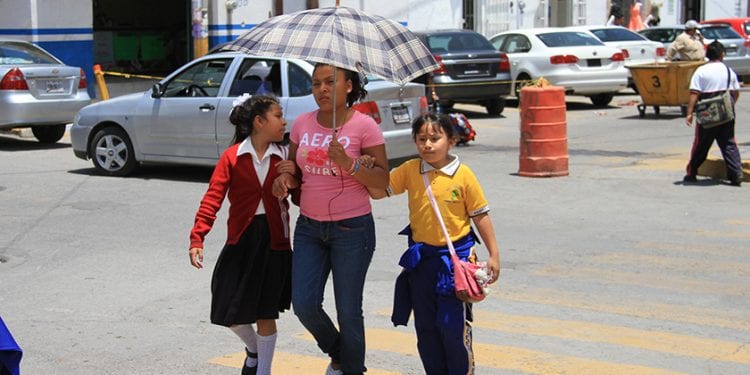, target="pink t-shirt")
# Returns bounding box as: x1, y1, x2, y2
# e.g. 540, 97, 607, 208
290, 110, 385, 221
